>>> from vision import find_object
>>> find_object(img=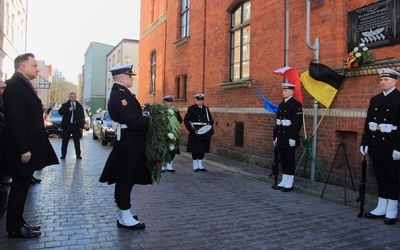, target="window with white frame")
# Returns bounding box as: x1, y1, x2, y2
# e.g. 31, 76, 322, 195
180, 0, 190, 38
